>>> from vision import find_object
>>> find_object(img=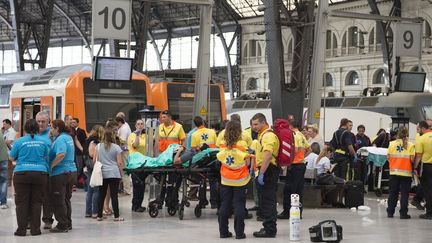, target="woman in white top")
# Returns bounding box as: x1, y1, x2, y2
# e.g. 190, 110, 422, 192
314, 146, 335, 175
315, 146, 345, 186
306, 143, 321, 169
